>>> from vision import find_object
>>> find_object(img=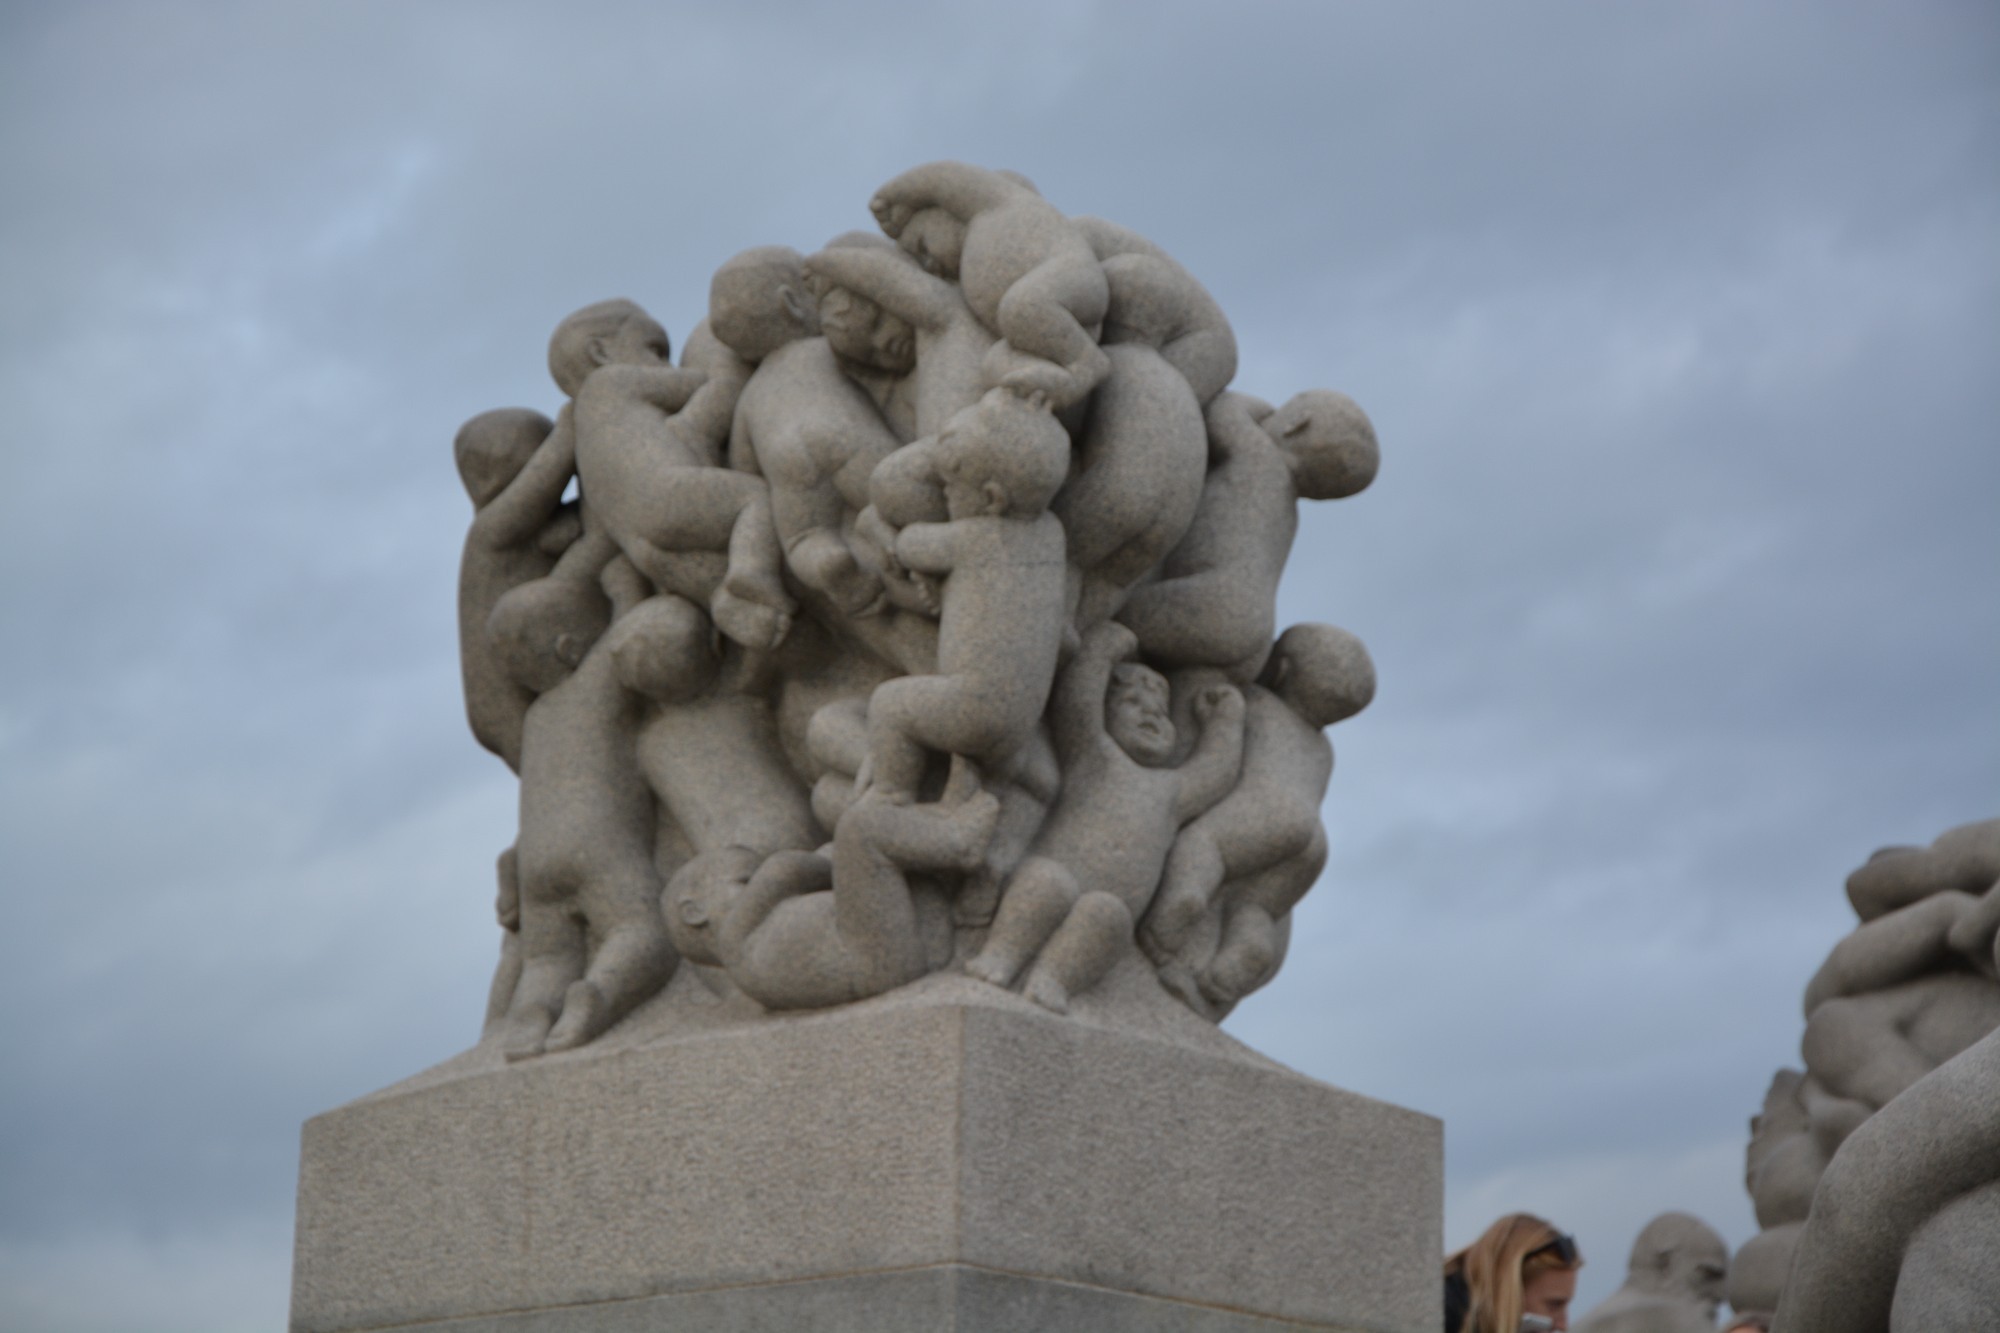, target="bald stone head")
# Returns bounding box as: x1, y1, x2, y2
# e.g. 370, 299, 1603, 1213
1626, 1212, 1728, 1313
